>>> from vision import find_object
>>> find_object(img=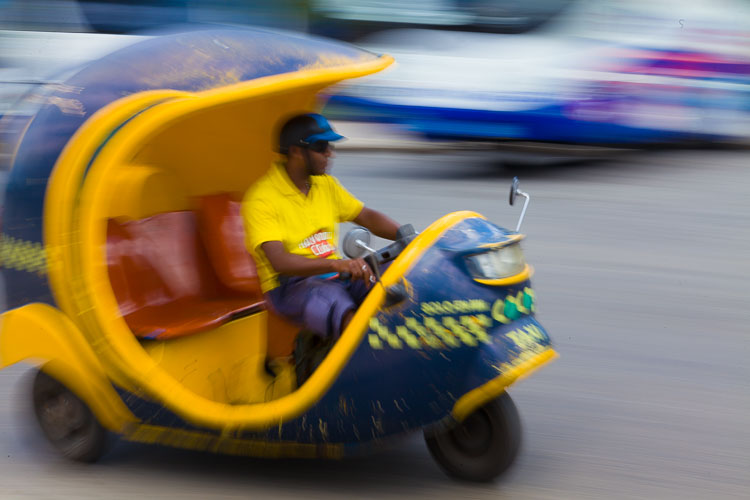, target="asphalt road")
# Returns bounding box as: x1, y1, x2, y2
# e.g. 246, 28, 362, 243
1, 147, 748, 499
